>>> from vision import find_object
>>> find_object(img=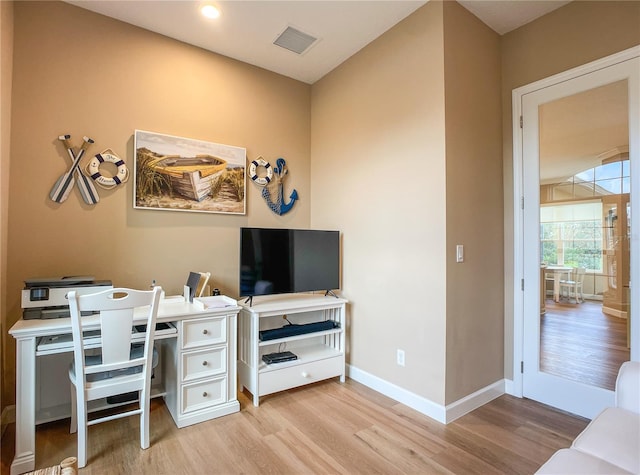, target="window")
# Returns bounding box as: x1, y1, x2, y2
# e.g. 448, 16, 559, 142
540, 202, 602, 272
545, 159, 630, 202
540, 158, 629, 272
575, 159, 630, 195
